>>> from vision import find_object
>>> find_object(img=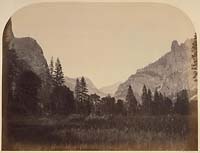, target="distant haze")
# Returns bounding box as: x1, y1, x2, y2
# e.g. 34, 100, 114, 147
12, 3, 195, 88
